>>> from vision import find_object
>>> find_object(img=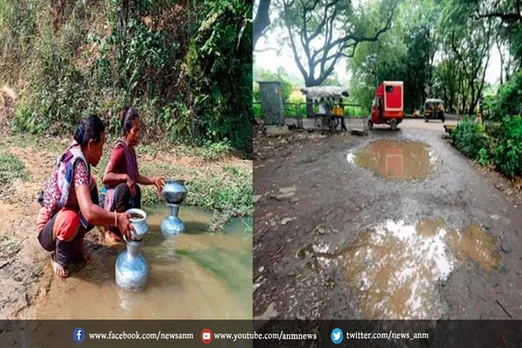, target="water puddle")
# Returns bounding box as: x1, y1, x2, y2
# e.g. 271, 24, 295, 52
347, 140, 437, 179
312, 218, 500, 319
34, 207, 252, 319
